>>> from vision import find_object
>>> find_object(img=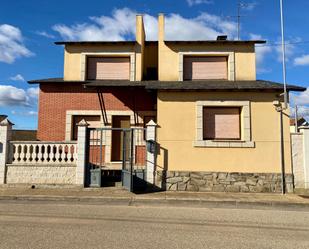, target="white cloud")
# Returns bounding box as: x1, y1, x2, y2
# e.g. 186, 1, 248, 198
275, 43, 296, 63
52, 8, 238, 41
240, 2, 258, 11
294, 54, 309, 66
291, 88, 309, 106
249, 34, 272, 73
27, 87, 39, 99
0, 24, 34, 63
186, 0, 213, 7
35, 31, 55, 39
0, 85, 38, 107
9, 74, 25, 81
11, 110, 37, 116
